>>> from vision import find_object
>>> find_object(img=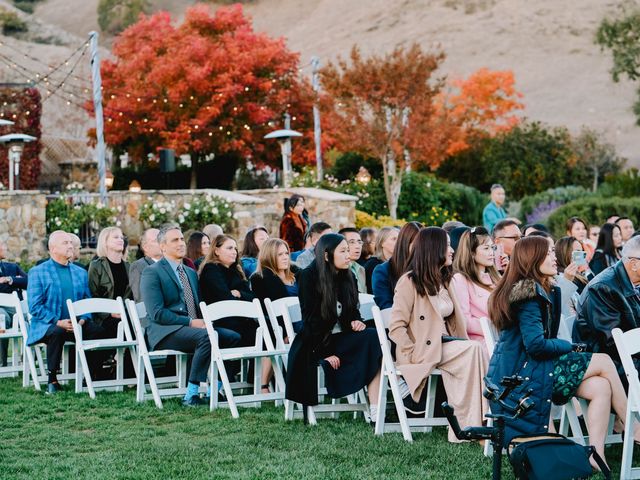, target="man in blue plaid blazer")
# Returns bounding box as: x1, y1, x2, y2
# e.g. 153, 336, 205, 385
27, 231, 107, 394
